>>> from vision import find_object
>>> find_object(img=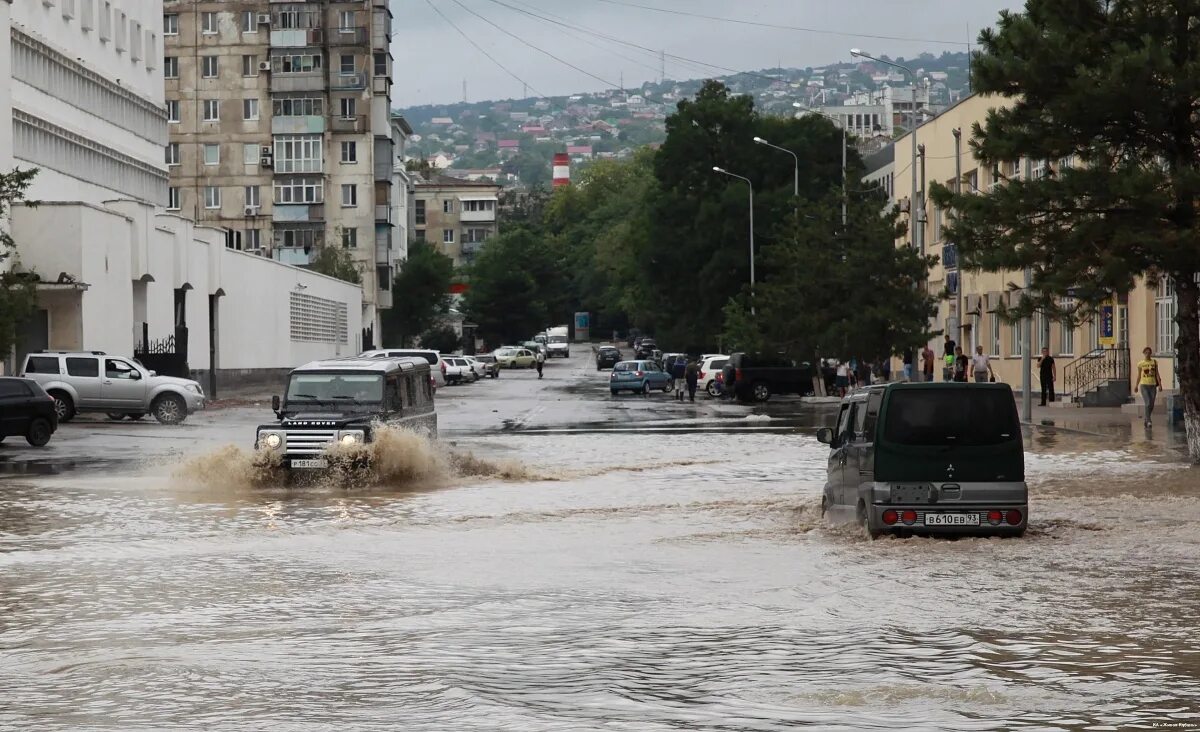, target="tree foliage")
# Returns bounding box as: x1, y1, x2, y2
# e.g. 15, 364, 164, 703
309, 245, 362, 285
0, 168, 40, 363
381, 241, 454, 347
417, 324, 461, 354
928, 0, 1200, 459
461, 228, 569, 348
